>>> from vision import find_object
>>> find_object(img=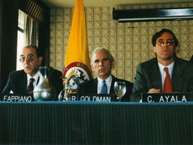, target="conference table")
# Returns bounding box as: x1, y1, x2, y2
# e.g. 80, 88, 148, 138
0, 101, 192, 145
